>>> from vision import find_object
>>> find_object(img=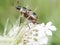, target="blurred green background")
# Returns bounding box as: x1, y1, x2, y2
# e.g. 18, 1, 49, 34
0, 0, 60, 45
